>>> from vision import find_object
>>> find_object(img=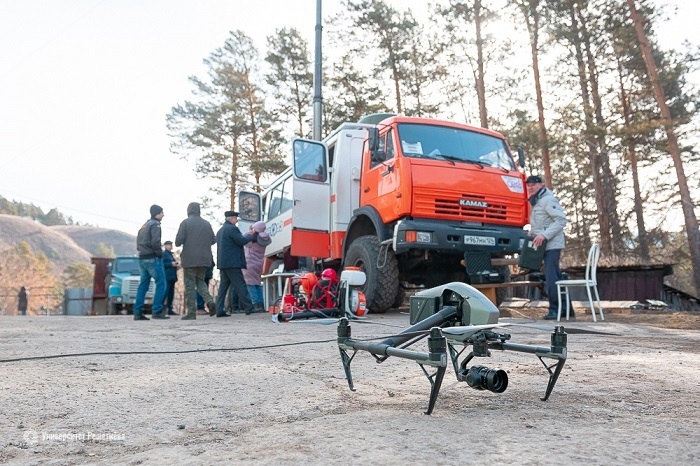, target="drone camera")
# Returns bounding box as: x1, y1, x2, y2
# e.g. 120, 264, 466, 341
464, 365, 509, 393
